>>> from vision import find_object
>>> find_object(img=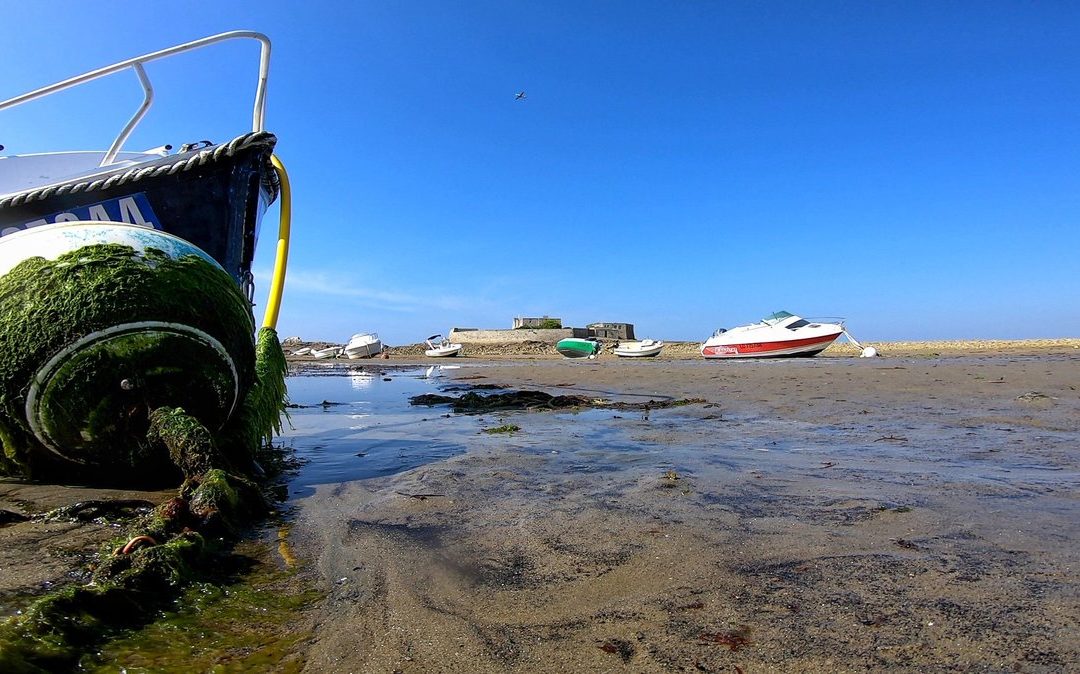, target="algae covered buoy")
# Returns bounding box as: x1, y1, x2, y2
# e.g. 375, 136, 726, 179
0, 222, 258, 481
0, 31, 300, 672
